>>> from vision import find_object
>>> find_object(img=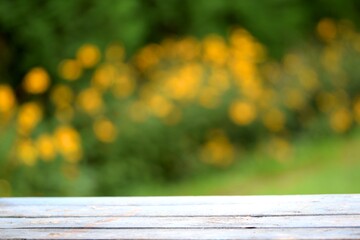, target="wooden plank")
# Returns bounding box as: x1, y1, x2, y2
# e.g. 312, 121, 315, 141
2, 195, 359, 239
1, 194, 359, 206
2, 228, 360, 240
1, 201, 359, 217
1, 215, 360, 229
